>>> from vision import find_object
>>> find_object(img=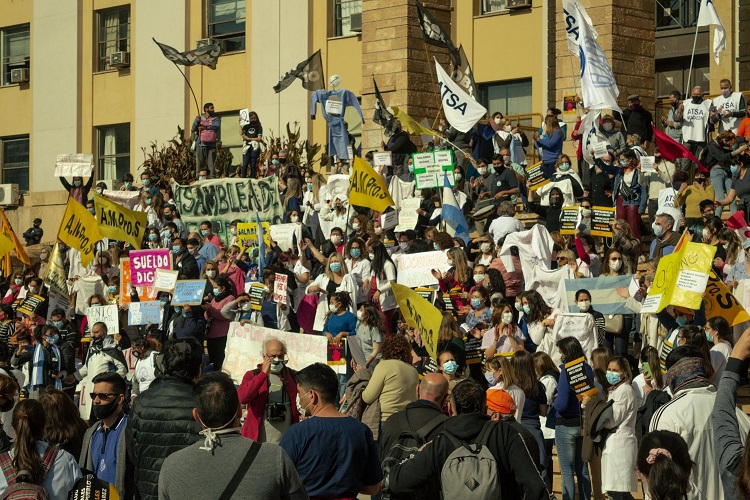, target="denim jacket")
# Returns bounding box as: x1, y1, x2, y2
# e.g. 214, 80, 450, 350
613, 169, 647, 213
